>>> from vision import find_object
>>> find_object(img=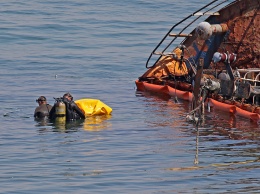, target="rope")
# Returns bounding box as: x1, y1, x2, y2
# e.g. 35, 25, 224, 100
188, 103, 203, 115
